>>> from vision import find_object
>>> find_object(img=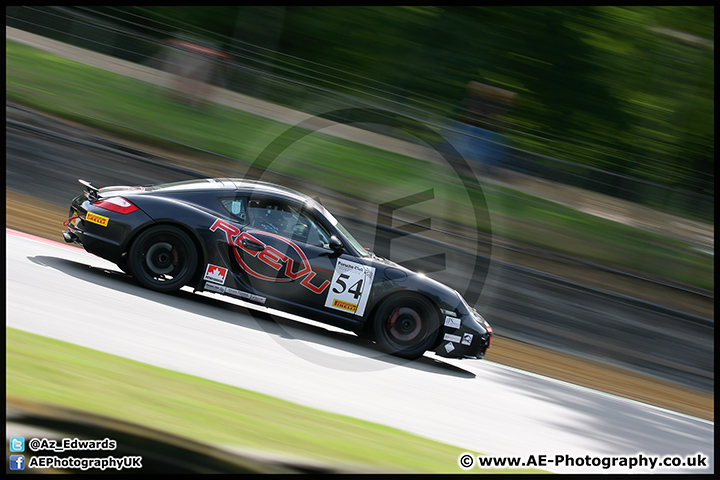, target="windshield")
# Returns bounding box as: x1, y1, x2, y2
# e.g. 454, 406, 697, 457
316, 203, 369, 257
334, 220, 370, 257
